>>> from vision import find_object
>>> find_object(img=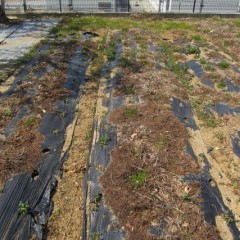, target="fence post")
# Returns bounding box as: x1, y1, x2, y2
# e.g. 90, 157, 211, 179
23, 0, 27, 12
199, 0, 204, 13
59, 0, 62, 12
192, 0, 196, 12
158, 0, 162, 13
